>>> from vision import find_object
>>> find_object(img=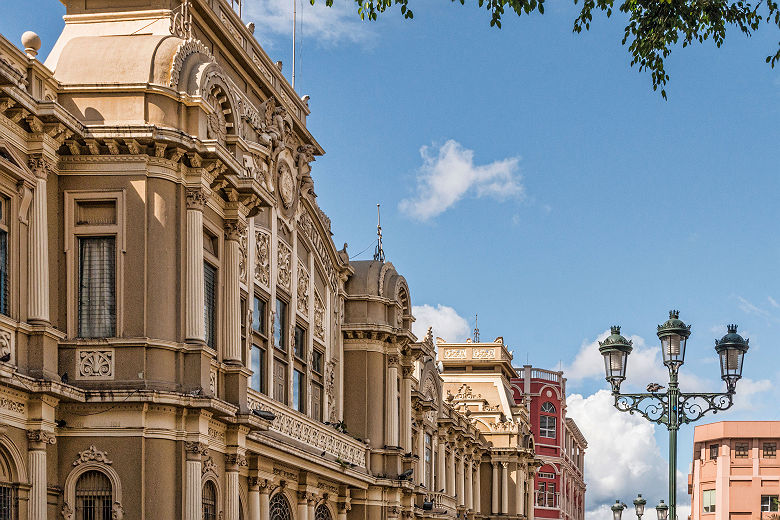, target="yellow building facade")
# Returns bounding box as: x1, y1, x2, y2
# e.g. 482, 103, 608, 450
0, 0, 540, 519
